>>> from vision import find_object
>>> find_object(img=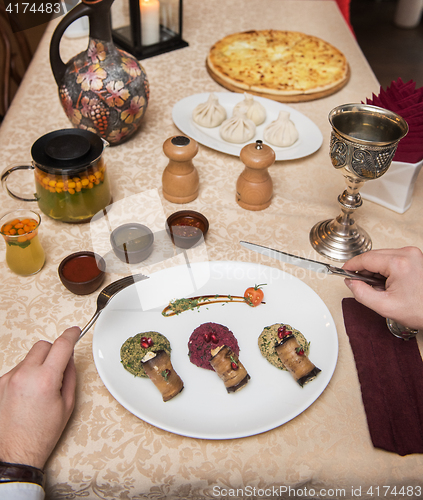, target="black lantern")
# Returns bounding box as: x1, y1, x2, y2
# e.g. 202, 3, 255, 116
111, 0, 188, 59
